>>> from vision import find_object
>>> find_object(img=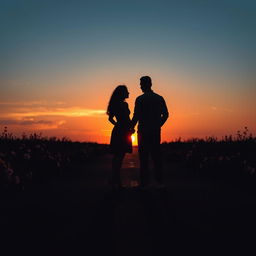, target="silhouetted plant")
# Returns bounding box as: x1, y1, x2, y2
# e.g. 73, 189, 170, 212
162, 127, 256, 180
0, 129, 109, 194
